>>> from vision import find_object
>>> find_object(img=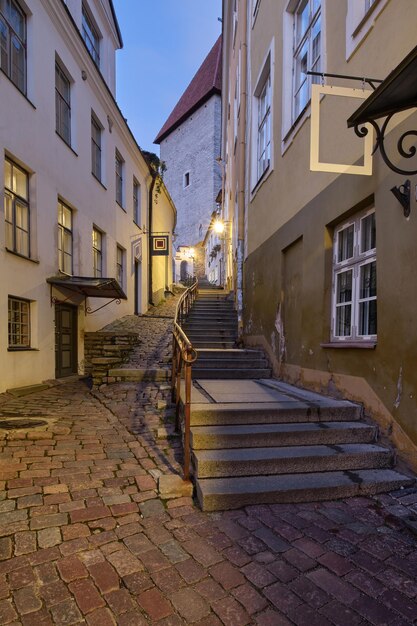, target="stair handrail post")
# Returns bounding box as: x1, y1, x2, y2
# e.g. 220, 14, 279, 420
183, 356, 192, 480
172, 278, 198, 480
